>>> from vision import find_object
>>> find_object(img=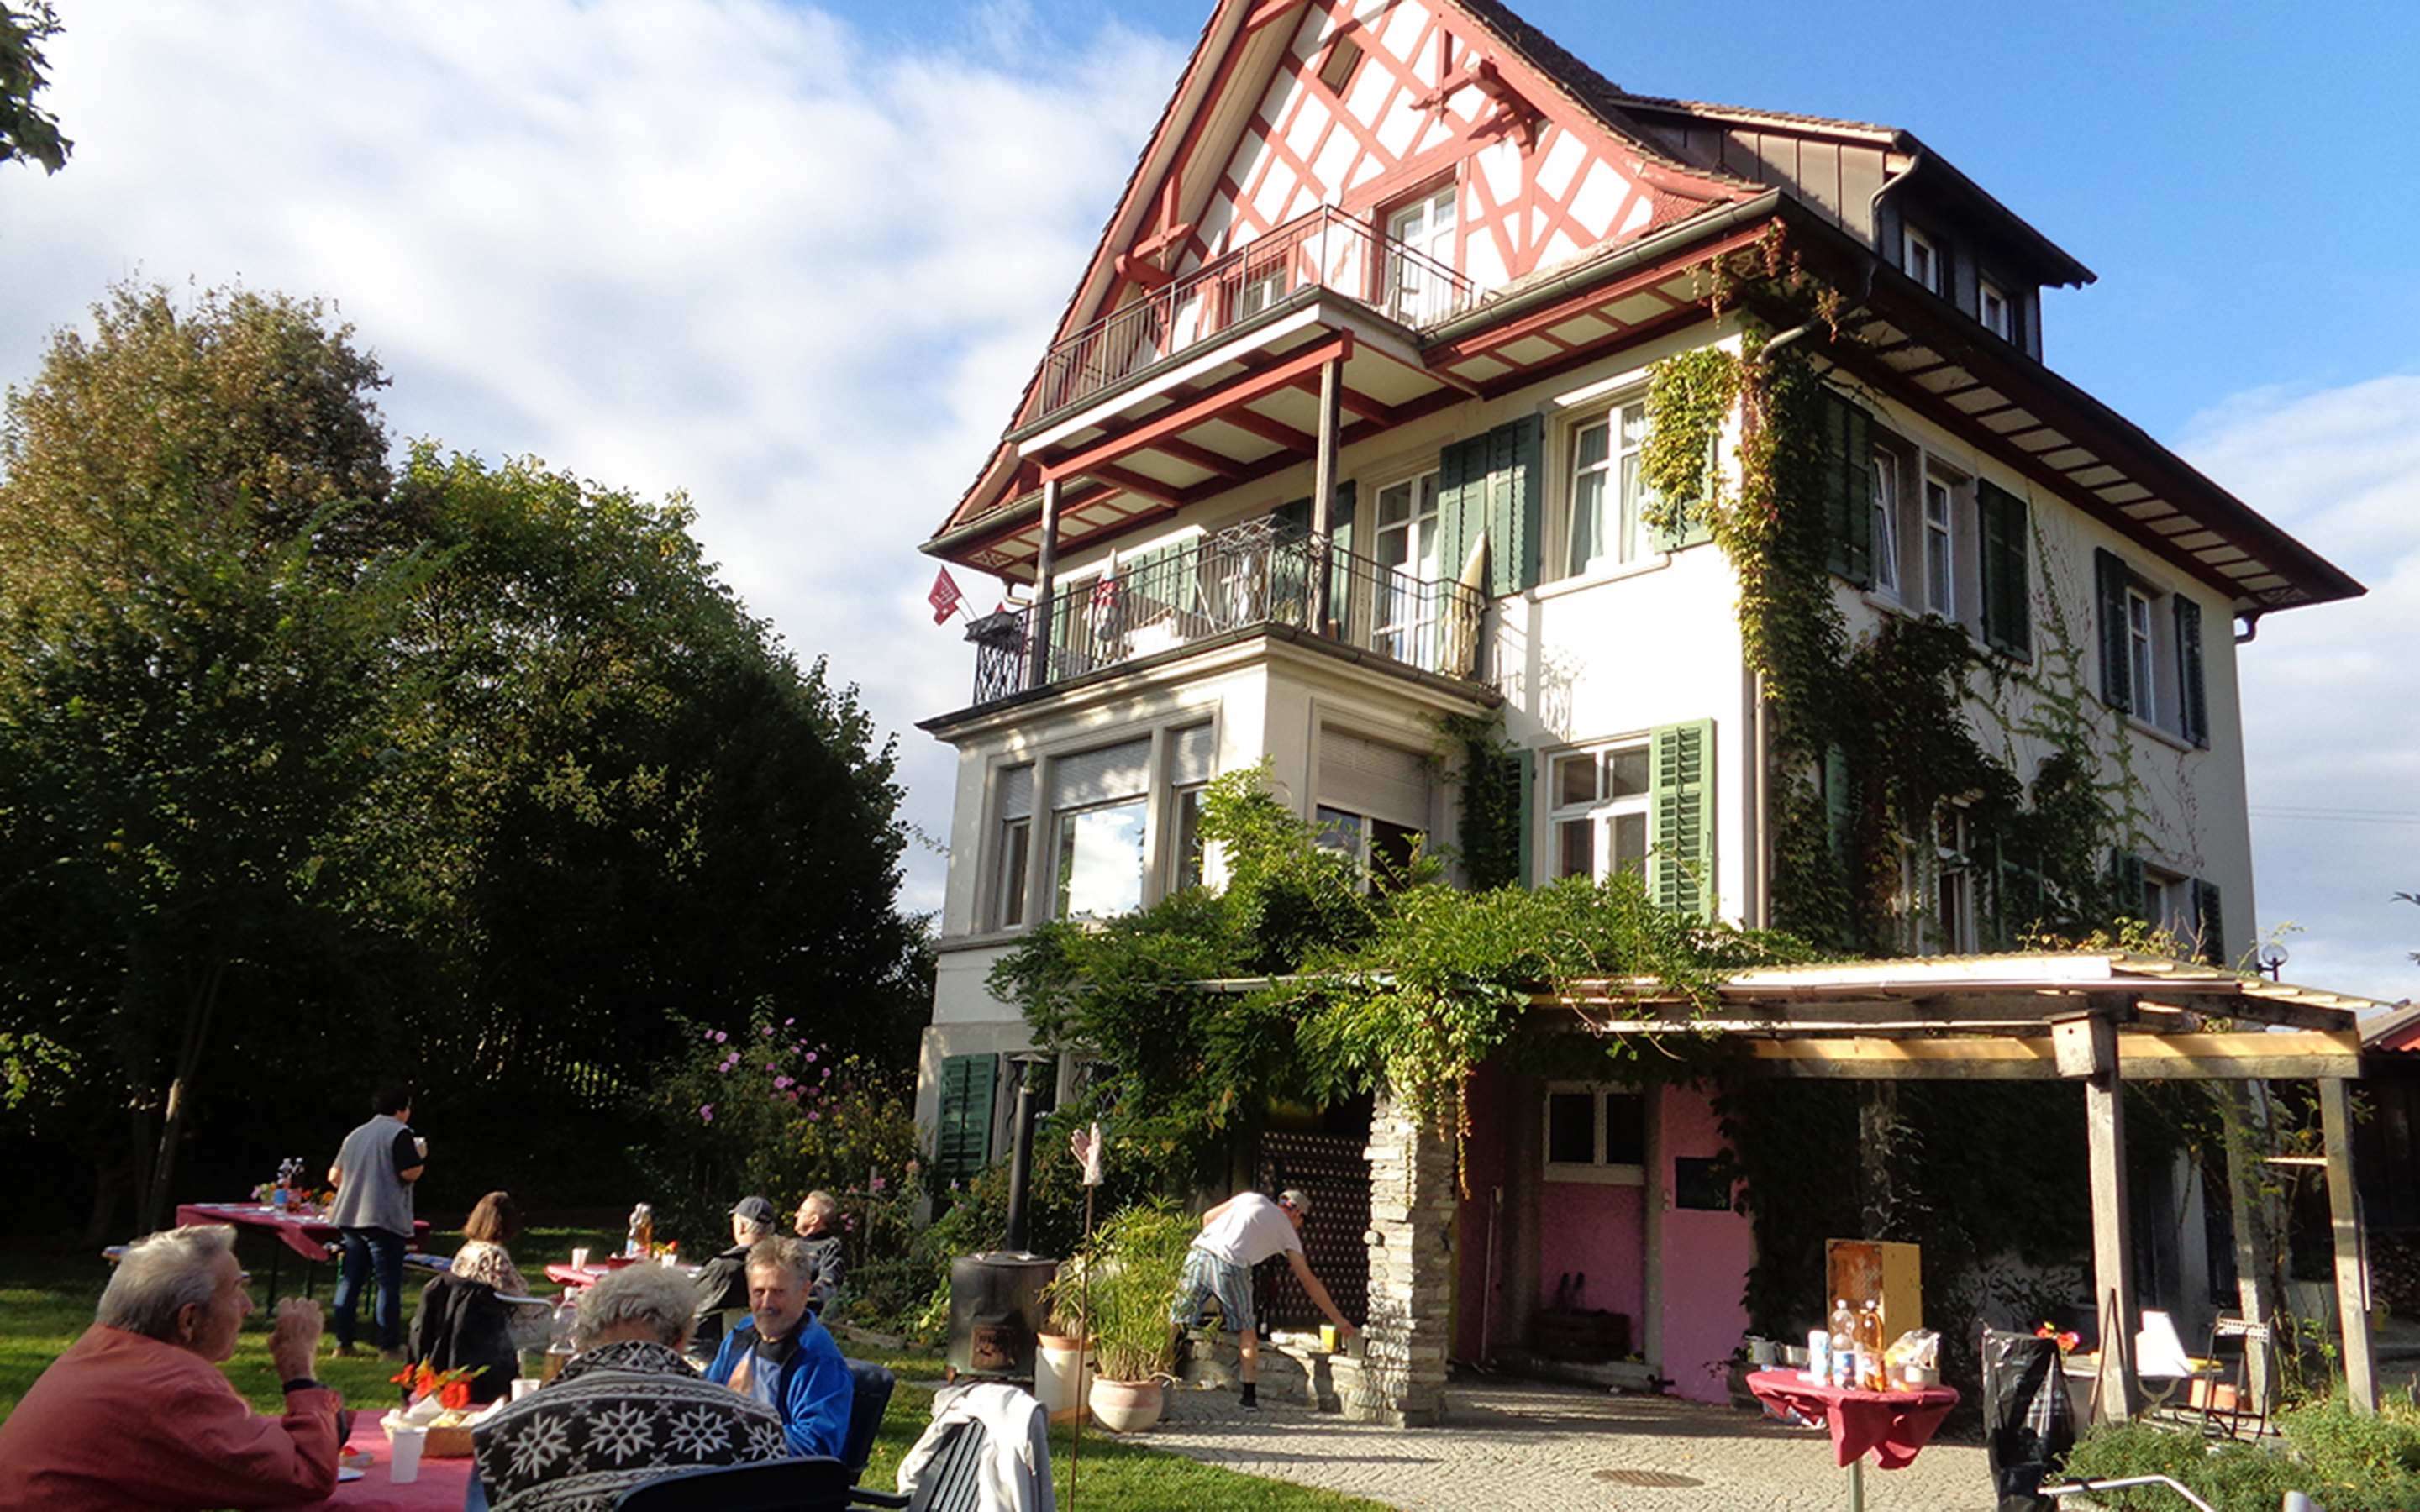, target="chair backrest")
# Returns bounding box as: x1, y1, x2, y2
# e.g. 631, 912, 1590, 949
615, 1455, 852, 1512
906, 1420, 991, 1512
842, 1358, 897, 1478
2135, 1310, 2194, 1378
